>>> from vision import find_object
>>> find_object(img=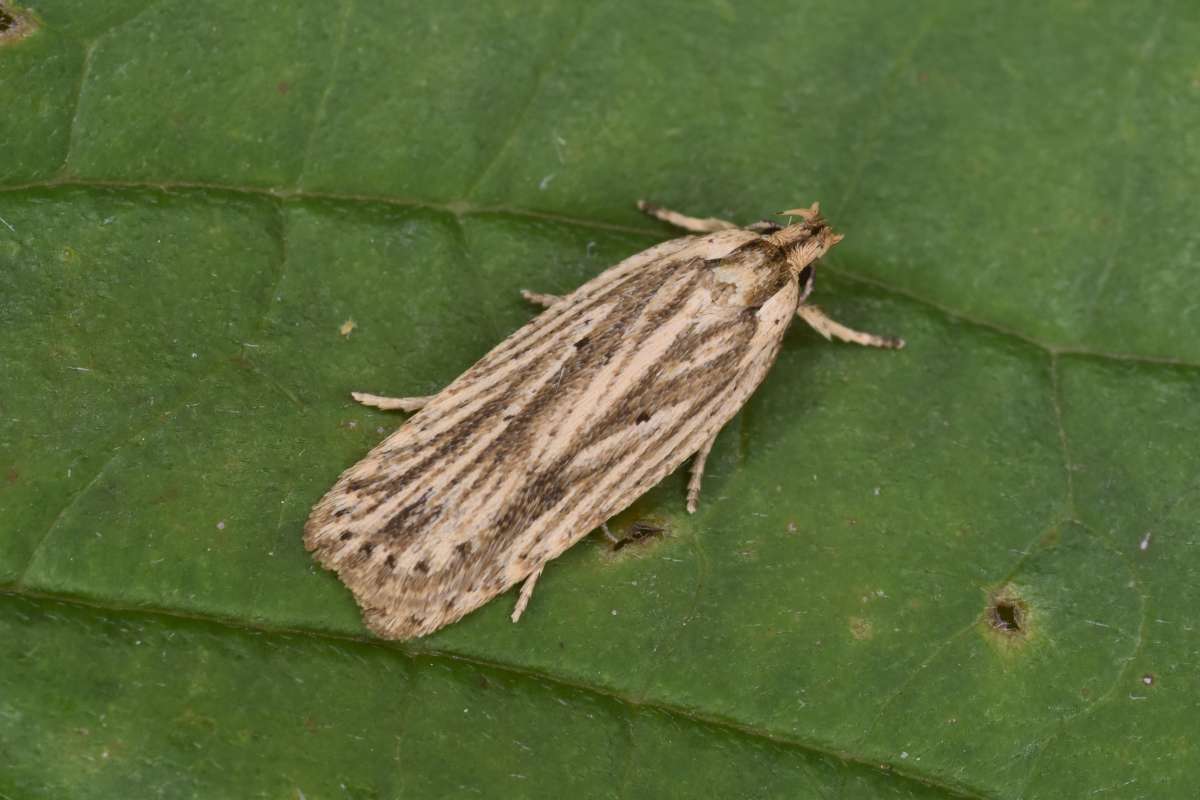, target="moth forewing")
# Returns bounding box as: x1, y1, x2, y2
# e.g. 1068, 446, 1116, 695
304, 201, 900, 640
